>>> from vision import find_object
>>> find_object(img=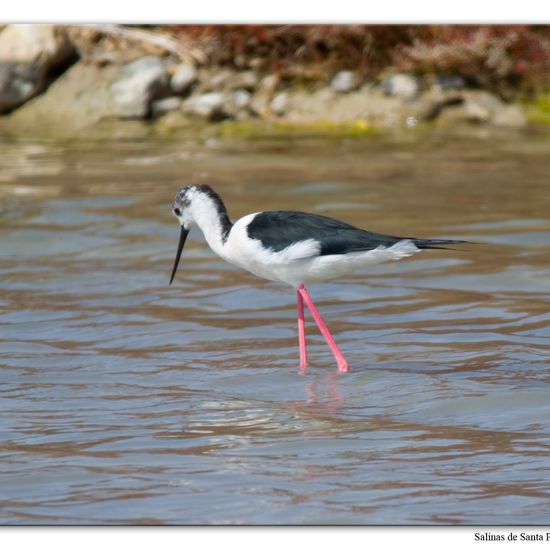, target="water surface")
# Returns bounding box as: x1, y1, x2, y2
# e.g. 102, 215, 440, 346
1, 130, 550, 524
